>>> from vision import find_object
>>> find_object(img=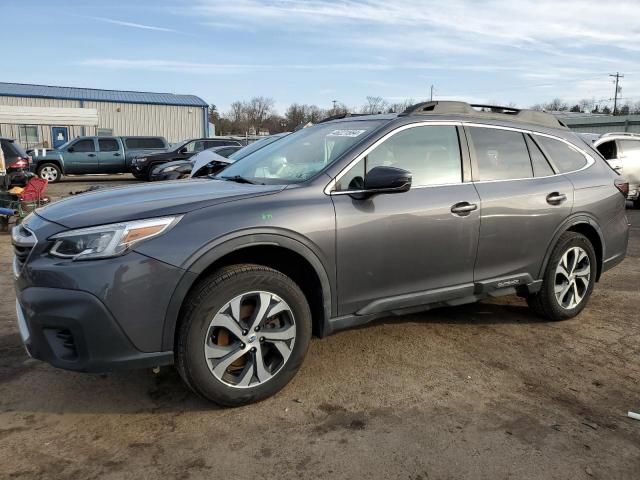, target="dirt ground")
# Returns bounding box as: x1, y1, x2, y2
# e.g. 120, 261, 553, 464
1, 175, 639, 480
